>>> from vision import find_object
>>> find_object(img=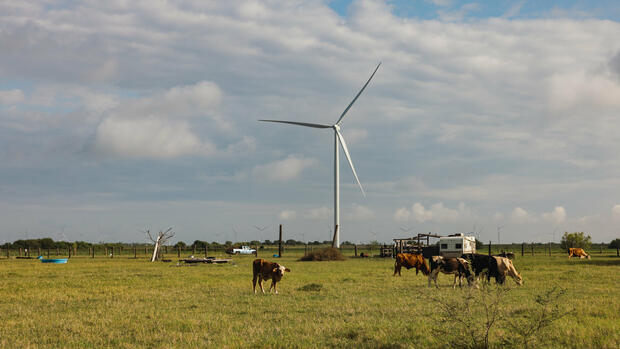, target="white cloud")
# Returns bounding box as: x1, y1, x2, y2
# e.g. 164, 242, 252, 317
93, 81, 223, 158
348, 204, 375, 220
0, 89, 25, 105
252, 155, 317, 181
94, 116, 214, 158
394, 202, 470, 223
279, 210, 296, 220
510, 207, 532, 223
612, 204, 620, 220
307, 206, 331, 219
542, 206, 567, 224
